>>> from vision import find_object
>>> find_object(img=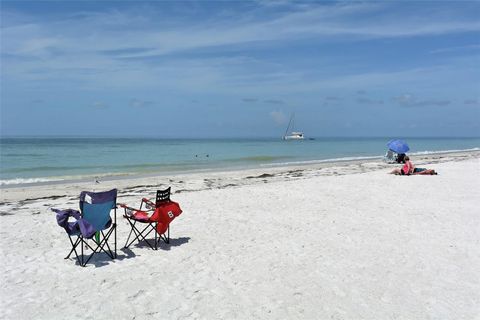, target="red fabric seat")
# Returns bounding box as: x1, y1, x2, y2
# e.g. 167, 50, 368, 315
127, 201, 182, 233
129, 210, 150, 222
